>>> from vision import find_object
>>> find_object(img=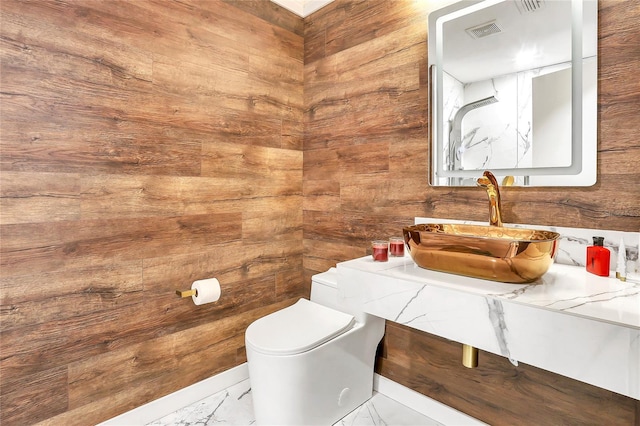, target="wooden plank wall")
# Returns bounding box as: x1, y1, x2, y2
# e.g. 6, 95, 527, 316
0, 1, 305, 424
303, 0, 640, 425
